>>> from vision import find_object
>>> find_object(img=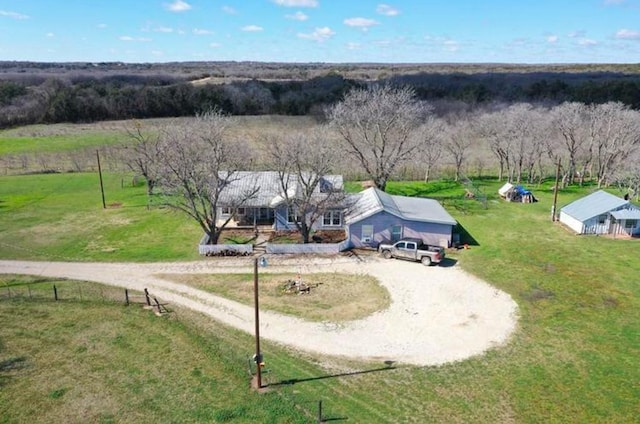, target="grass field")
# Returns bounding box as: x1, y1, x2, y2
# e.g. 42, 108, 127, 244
0, 278, 309, 423
1, 167, 639, 421
162, 272, 390, 322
